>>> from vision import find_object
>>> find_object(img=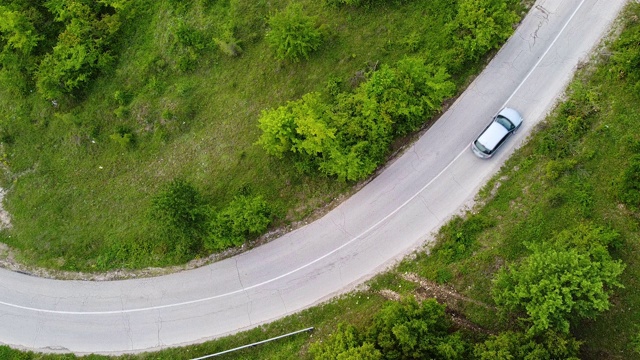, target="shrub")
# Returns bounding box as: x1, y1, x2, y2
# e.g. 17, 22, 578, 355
323, 0, 407, 7
609, 5, 640, 84
450, 0, 519, 61
631, 327, 640, 355
0, 4, 44, 94
206, 195, 272, 250
170, 20, 208, 72
474, 330, 581, 360
544, 159, 577, 181
619, 154, 640, 210
213, 35, 242, 57
257, 92, 335, 163
367, 297, 467, 359
309, 323, 382, 360
257, 58, 455, 182
36, 0, 125, 99
265, 3, 324, 62
492, 224, 625, 335
109, 126, 135, 148
150, 178, 208, 255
